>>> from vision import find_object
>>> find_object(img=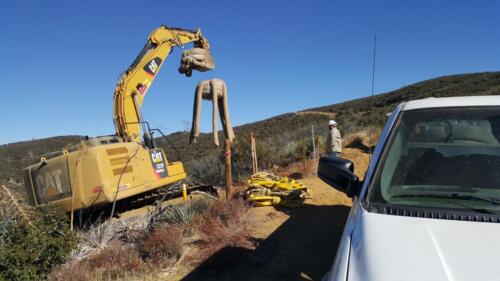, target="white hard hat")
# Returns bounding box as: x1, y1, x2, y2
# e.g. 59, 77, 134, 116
328, 120, 337, 126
